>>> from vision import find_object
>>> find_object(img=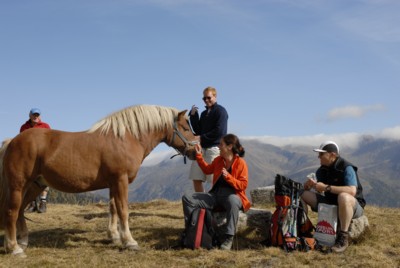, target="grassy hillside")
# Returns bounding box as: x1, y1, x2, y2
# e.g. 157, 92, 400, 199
1, 200, 399, 267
